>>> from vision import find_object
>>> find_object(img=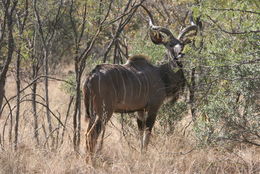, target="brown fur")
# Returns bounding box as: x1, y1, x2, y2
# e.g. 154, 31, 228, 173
83, 54, 185, 159
83, 12, 199, 162
127, 54, 150, 62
